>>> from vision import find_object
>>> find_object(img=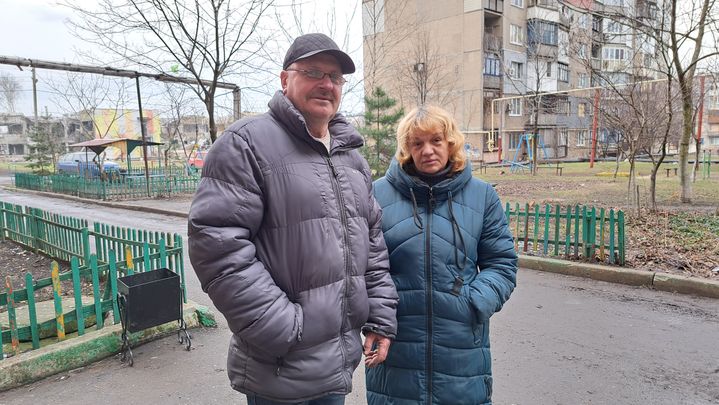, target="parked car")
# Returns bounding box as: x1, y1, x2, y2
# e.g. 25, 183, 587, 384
56, 152, 124, 178
188, 151, 207, 169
